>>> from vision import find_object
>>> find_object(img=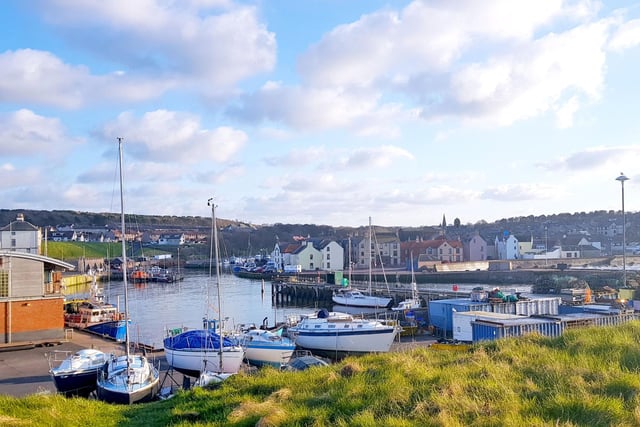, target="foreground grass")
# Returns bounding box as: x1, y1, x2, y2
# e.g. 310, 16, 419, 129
3, 322, 640, 426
